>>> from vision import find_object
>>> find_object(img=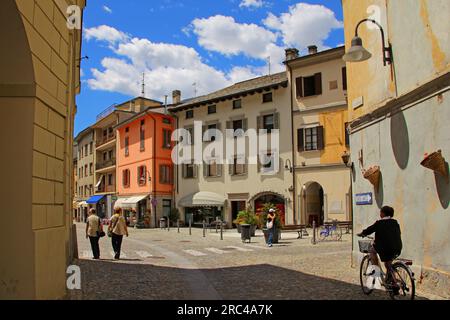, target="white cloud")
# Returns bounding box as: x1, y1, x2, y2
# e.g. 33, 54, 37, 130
239, 0, 265, 9
263, 3, 342, 51
84, 25, 129, 44
102, 5, 112, 14
191, 15, 284, 63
